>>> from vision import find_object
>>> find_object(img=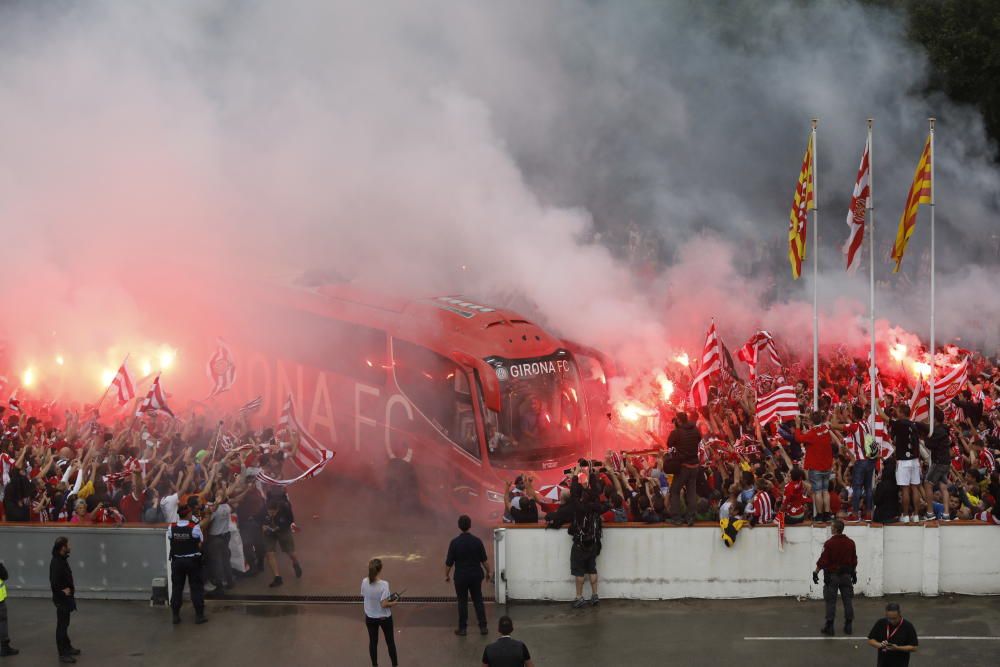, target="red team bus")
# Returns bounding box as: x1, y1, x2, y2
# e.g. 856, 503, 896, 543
225, 282, 618, 519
